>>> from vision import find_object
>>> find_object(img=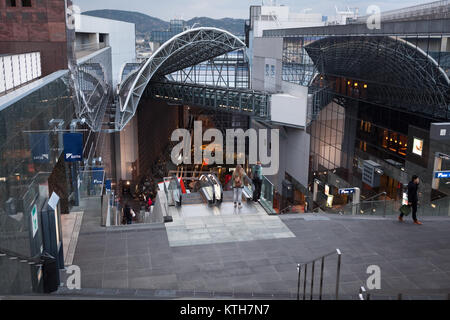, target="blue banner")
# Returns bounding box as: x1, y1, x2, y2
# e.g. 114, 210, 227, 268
435, 171, 450, 179
29, 133, 50, 163
92, 167, 104, 185
63, 133, 83, 162
105, 179, 112, 191
339, 188, 355, 195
